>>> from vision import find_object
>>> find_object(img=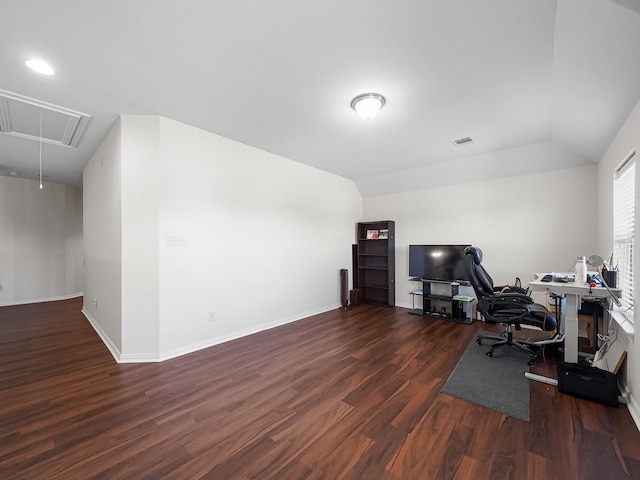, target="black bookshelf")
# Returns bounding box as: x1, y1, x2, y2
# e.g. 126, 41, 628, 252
356, 221, 395, 306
